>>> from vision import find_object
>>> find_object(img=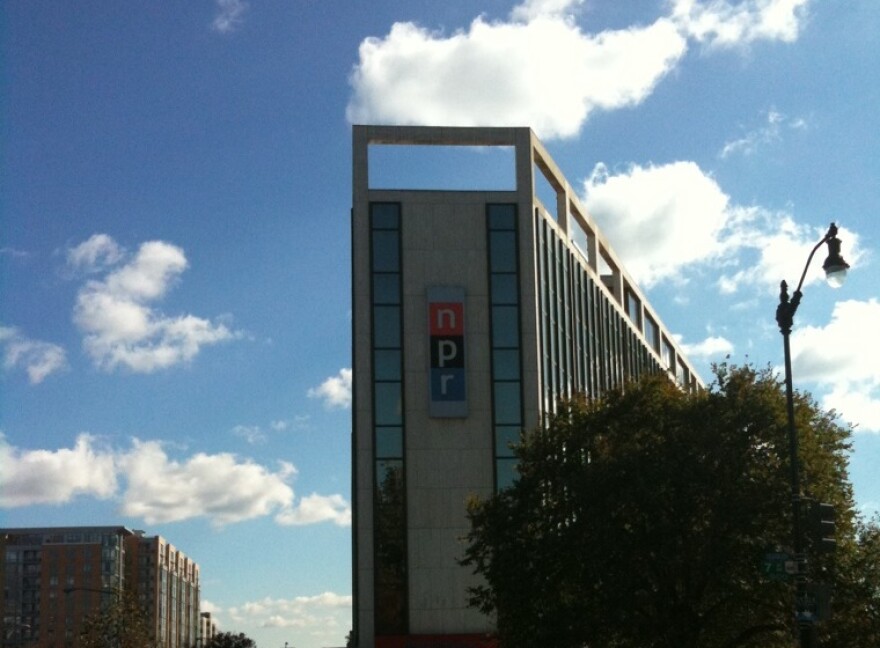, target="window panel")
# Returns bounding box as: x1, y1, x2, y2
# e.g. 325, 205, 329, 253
492, 349, 520, 381
373, 273, 400, 305
489, 231, 517, 272
494, 381, 521, 425
372, 231, 400, 272
495, 425, 521, 457
374, 349, 402, 381
491, 274, 518, 305
371, 203, 400, 230
375, 426, 403, 459
491, 306, 519, 347
488, 204, 516, 230
374, 382, 402, 425
374, 459, 405, 508
373, 306, 401, 348
496, 458, 519, 490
